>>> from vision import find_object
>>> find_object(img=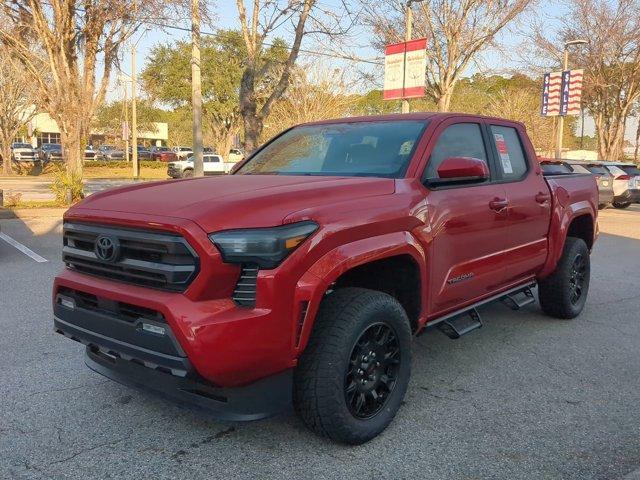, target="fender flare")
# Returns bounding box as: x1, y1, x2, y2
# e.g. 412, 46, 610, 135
539, 200, 595, 278
292, 231, 427, 354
